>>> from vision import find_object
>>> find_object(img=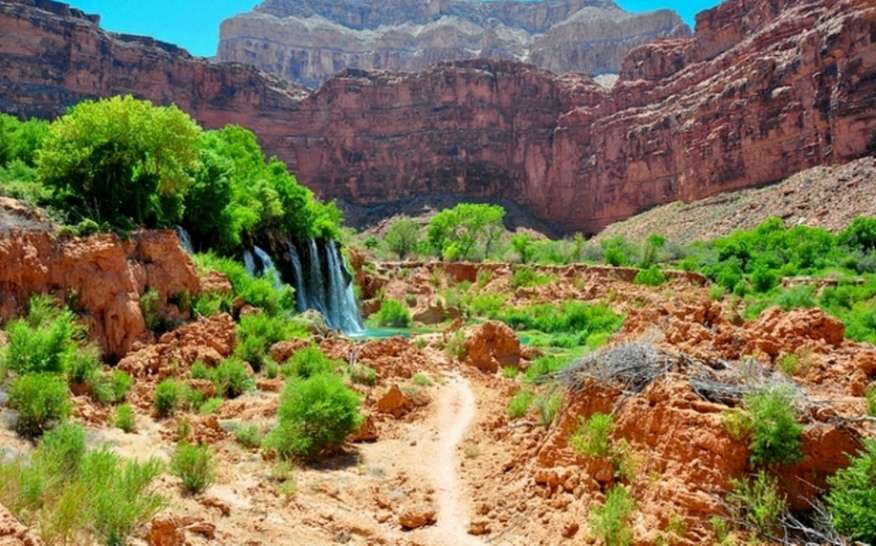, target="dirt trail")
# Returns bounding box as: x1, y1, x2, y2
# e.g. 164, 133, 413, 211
420, 373, 484, 546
